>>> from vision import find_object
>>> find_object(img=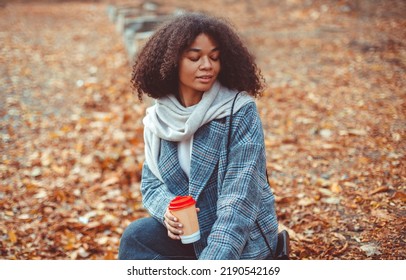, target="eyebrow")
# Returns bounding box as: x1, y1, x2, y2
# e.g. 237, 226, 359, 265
186, 47, 220, 53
